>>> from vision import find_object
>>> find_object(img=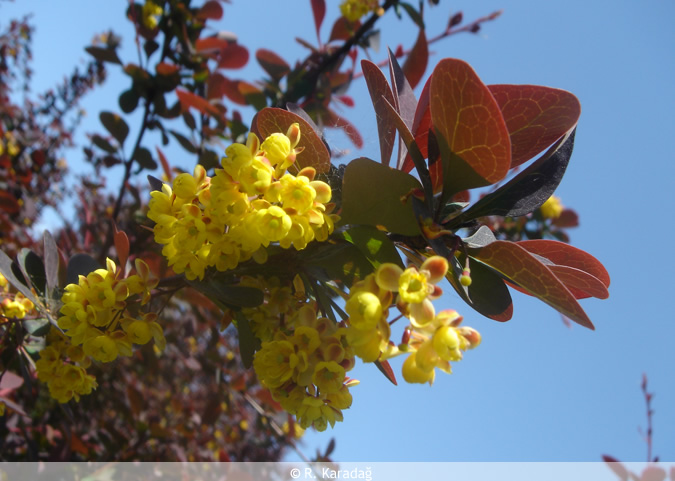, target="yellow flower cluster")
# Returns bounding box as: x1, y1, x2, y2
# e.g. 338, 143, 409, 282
0, 273, 35, 320
340, 0, 382, 22
35, 257, 161, 403
253, 305, 357, 432
141, 0, 163, 29
540, 195, 564, 219
147, 125, 337, 281
345, 256, 481, 385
